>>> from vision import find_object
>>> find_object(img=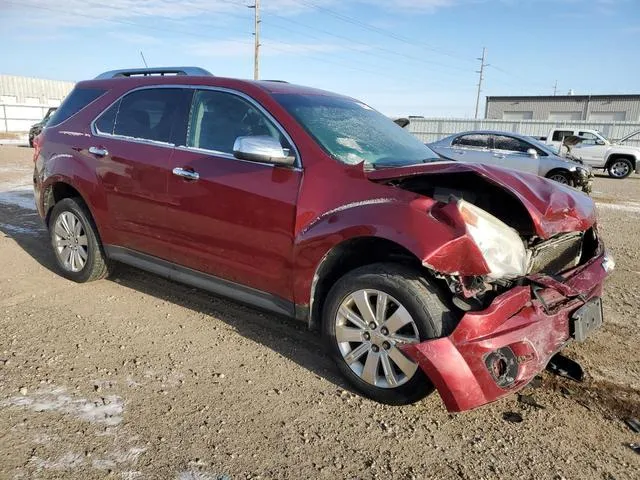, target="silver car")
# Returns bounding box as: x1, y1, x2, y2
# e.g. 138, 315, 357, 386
428, 130, 592, 193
